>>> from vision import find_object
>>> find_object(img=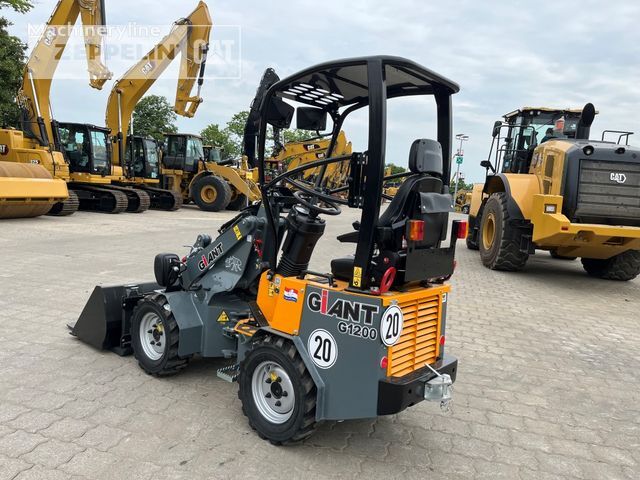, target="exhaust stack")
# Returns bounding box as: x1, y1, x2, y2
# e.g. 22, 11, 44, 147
576, 103, 596, 140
